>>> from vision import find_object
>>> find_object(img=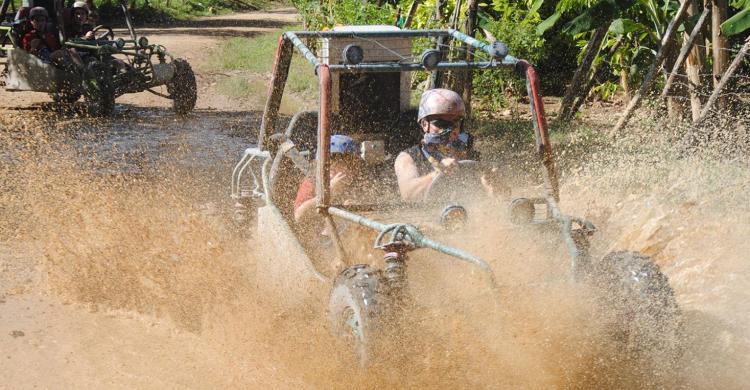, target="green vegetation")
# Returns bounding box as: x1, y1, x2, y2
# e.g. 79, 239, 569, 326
208, 33, 318, 100
289, 0, 750, 121
94, 0, 268, 21
212, 33, 318, 94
